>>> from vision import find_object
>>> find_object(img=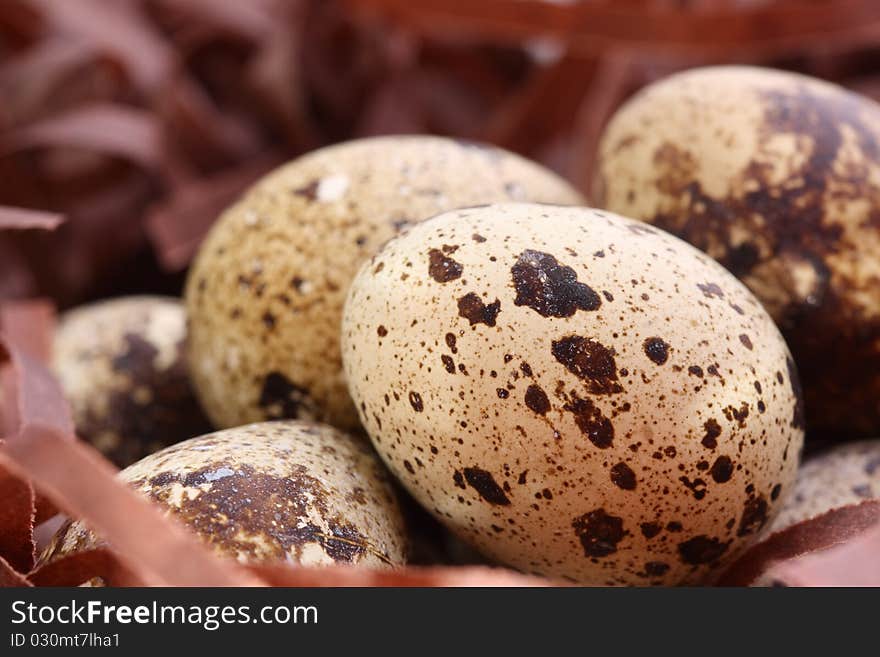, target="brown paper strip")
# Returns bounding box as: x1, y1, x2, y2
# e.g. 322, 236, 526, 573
146, 154, 282, 270
32, 0, 173, 92
0, 206, 64, 230
0, 464, 35, 574
0, 555, 32, 587
765, 519, 880, 587
249, 563, 547, 587
3, 104, 164, 171
0, 340, 73, 436
351, 0, 880, 56
0, 298, 56, 362
717, 500, 880, 586
1, 299, 59, 524
28, 548, 144, 587
151, 0, 275, 43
